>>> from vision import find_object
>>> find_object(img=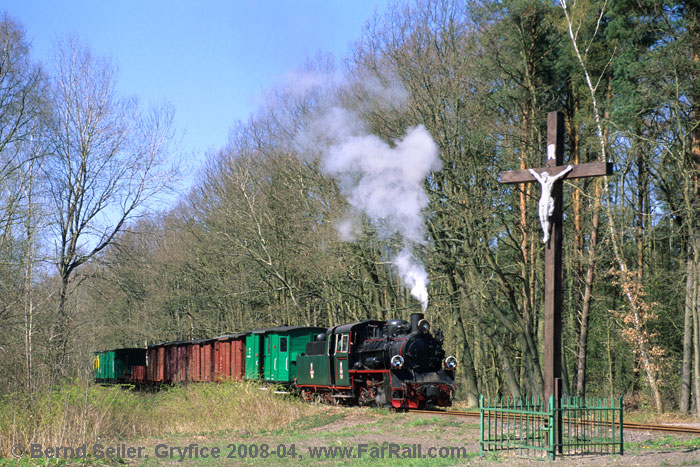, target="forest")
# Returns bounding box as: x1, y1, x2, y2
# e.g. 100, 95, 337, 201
1, 0, 699, 416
